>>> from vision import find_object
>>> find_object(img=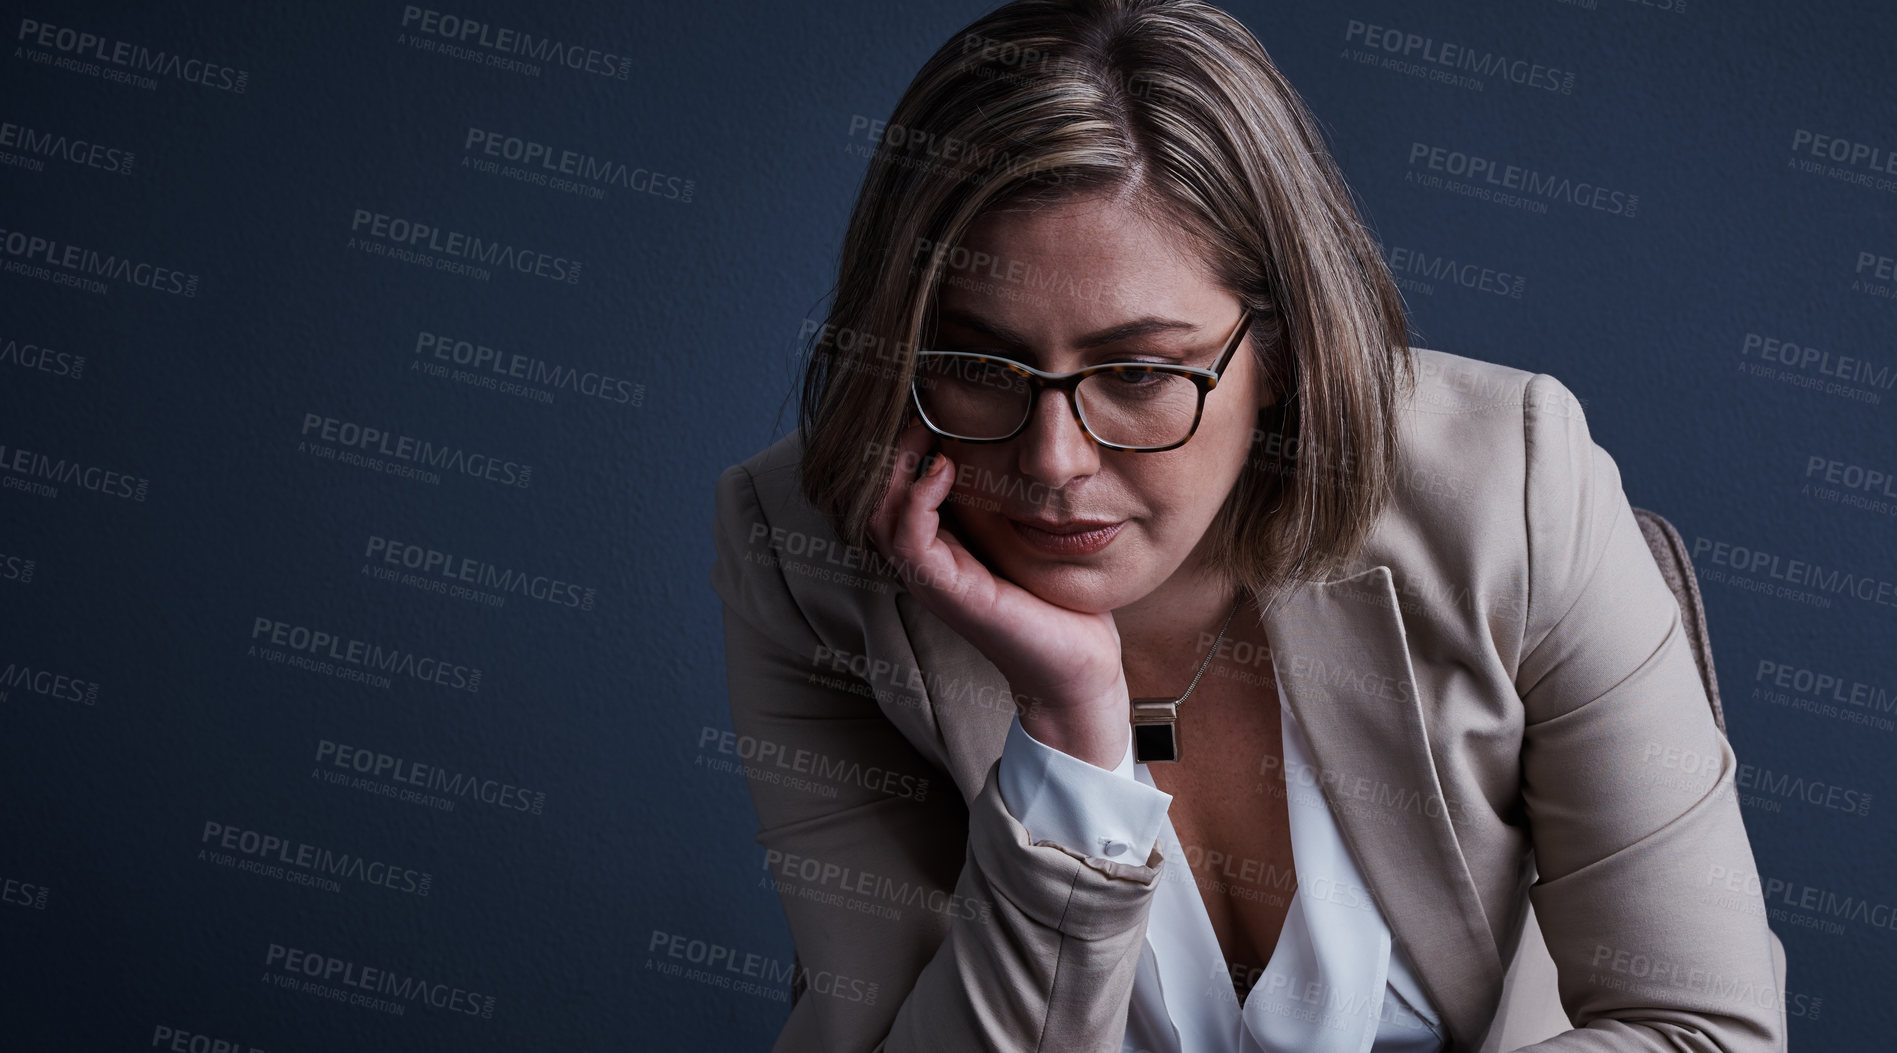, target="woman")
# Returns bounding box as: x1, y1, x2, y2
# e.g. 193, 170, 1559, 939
710, 1, 1786, 1049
